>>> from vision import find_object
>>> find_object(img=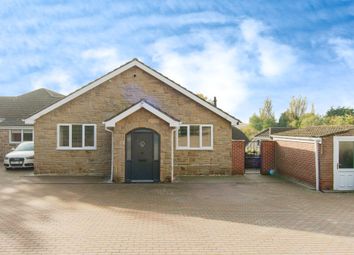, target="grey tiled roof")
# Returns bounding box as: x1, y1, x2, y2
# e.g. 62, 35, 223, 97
255, 127, 295, 139
273, 125, 354, 138
0, 88, 64, 127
